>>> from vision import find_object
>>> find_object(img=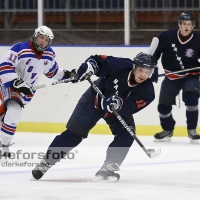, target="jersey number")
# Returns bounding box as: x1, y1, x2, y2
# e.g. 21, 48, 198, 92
136, 100, 146, 109
8, 54, 17, 63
